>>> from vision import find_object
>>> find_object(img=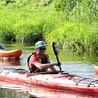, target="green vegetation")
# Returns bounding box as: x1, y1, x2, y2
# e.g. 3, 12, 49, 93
0, 0, 98, 54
